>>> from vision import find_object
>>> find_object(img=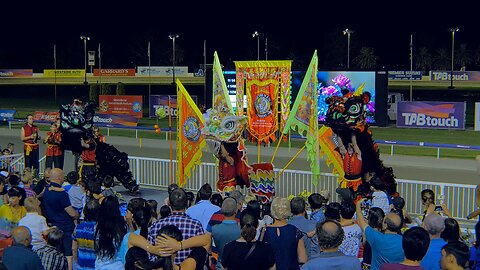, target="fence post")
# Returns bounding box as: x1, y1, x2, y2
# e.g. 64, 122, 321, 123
107, 128, 110, 136
135, 159, 140, 184
135, 129, 138, 139
390, 144, 394, 156
8, 121, 11, 129
437, 148, 440, 159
